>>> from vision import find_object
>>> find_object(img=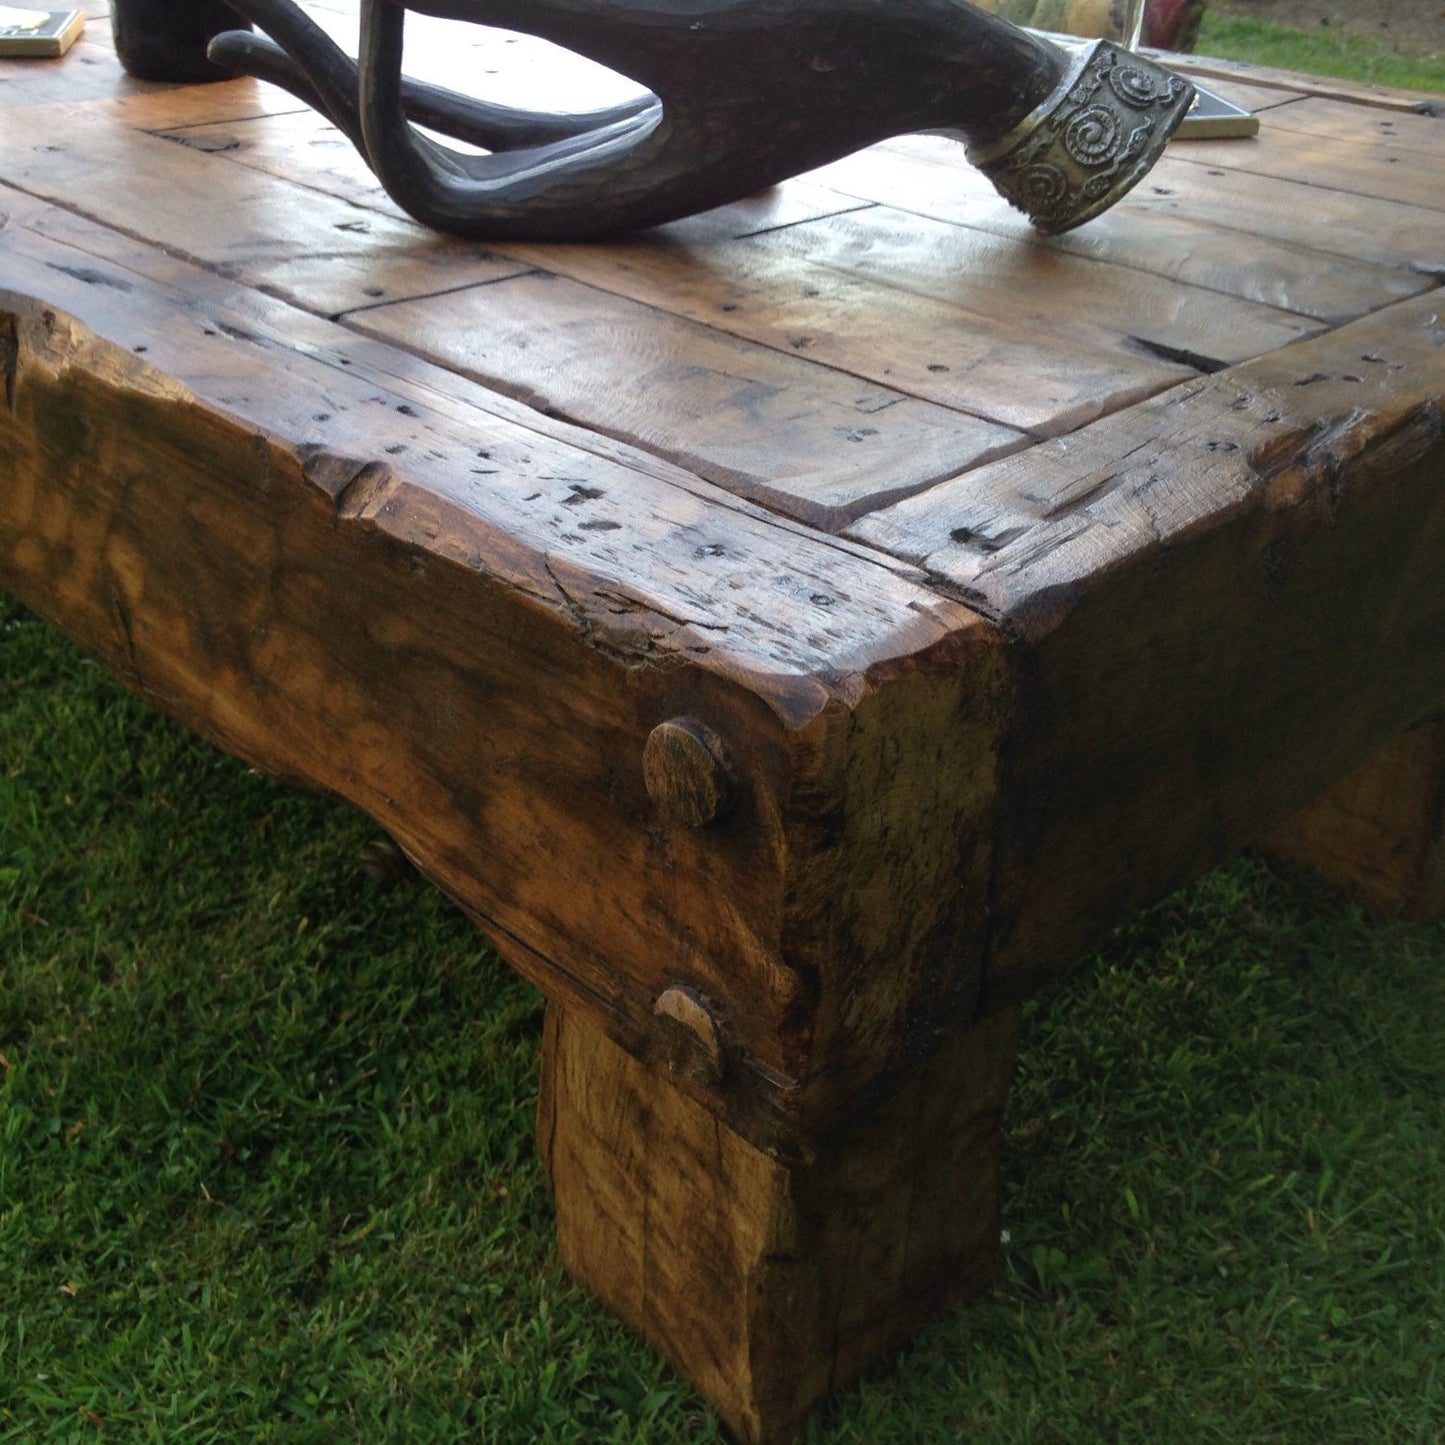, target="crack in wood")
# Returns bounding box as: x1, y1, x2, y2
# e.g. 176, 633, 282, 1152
0, 312, 16, 411
45, 261, 134, 293
1126, 333, 1230, 375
